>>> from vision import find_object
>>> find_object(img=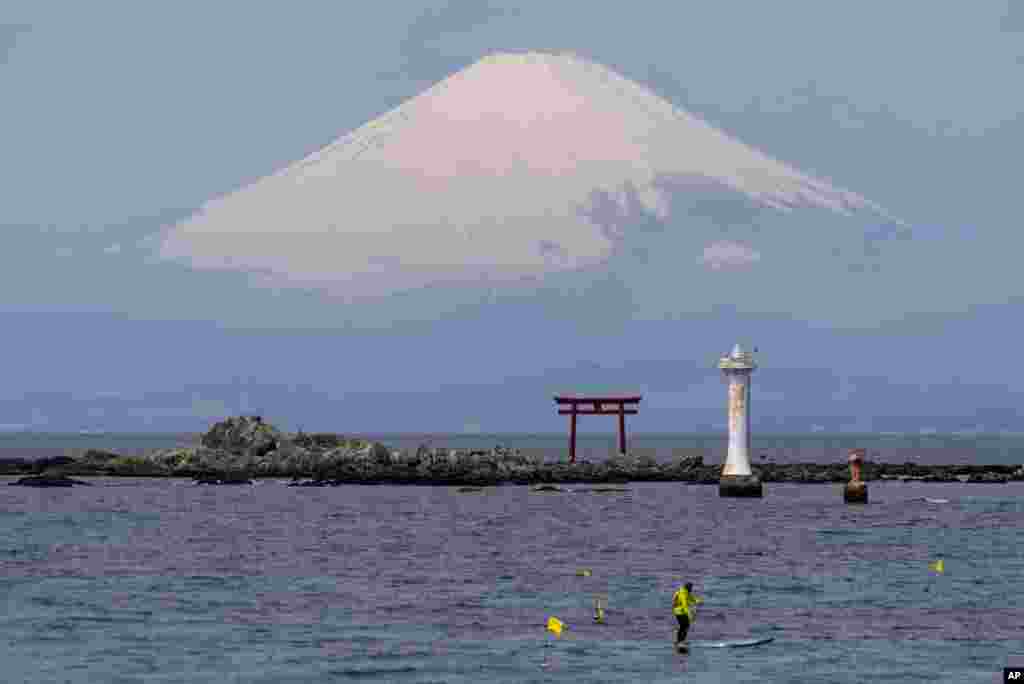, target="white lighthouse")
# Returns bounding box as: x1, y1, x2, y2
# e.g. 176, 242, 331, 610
717, 343, 763, 497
